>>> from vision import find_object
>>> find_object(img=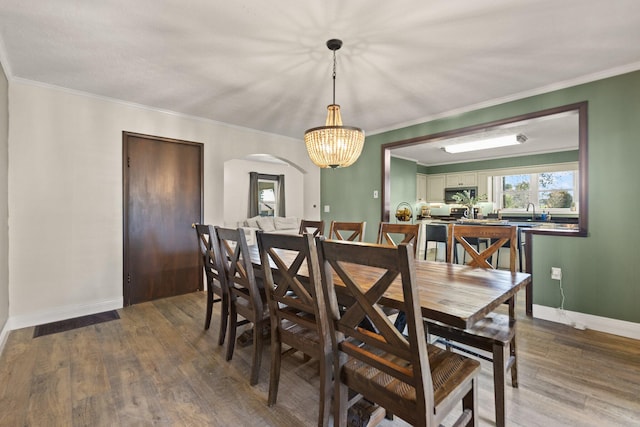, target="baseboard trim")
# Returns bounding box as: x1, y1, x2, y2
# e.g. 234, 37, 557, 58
9, 297, 123, 331
0, 319, 10, 357
533, 304, 640, 340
